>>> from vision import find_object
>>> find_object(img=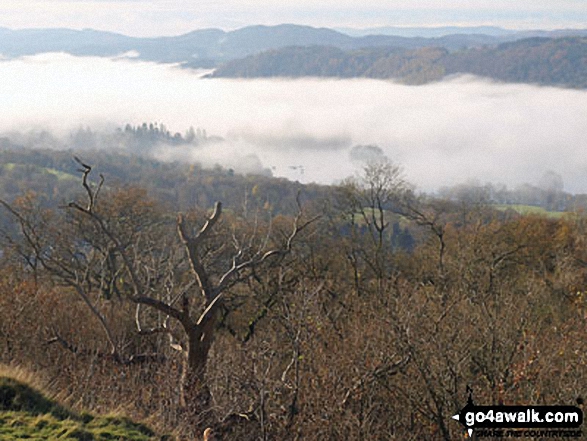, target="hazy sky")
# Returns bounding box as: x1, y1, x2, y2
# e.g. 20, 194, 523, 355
0, 1, 586, 36
1, 53, 586, 192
